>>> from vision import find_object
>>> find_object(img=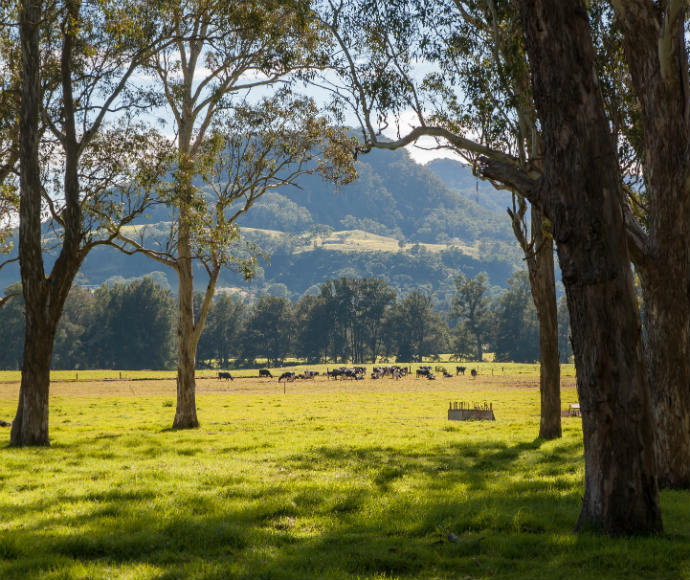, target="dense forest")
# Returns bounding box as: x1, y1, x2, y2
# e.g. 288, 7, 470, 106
0, 274, 572, 371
